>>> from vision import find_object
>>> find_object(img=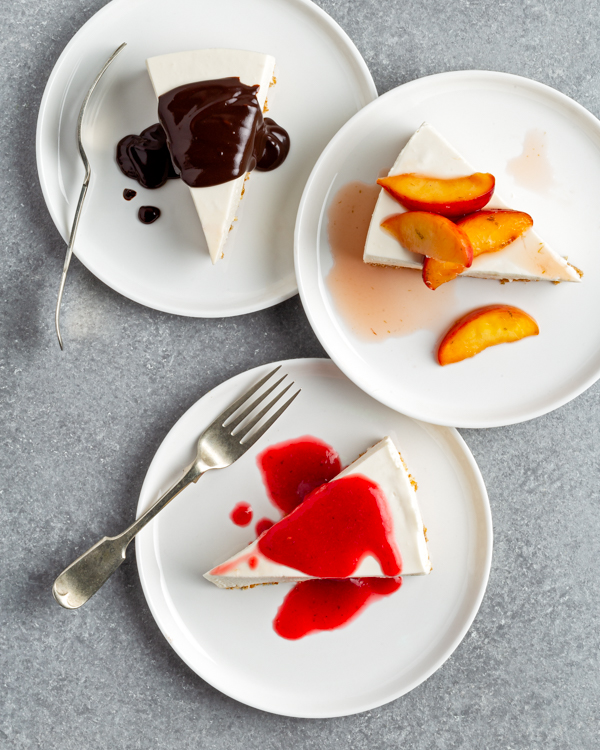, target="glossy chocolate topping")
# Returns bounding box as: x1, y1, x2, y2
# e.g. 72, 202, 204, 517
158, 77, 290, 188
123, 188, 137, 201
256, 118, 291, 172
116, 123, 179, 189
138, 206, 161, 224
